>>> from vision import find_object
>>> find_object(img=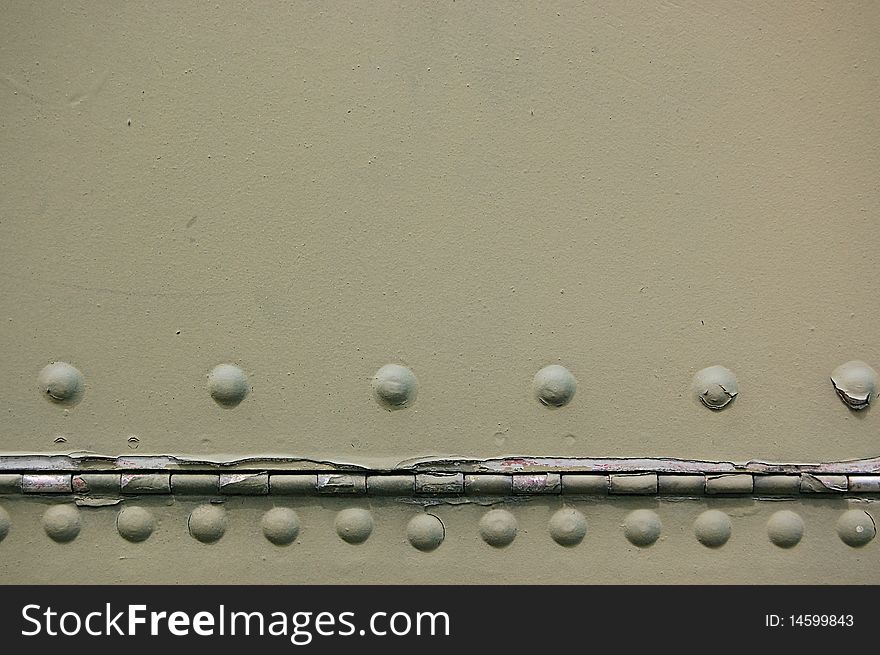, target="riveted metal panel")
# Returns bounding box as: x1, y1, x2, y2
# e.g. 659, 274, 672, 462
0, 1, 878, 583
